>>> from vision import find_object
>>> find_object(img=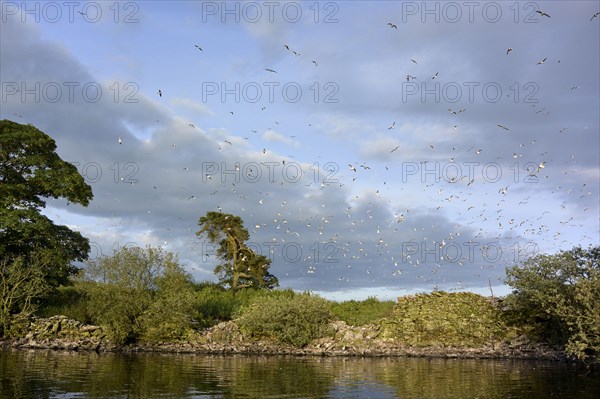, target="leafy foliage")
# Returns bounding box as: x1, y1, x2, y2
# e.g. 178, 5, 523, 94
505, 246, 600, 361
381, 292, 511, 347
195, 284, 239, 328
330, 296, 395, 326
194, 285, 297, 328
0, 251, 51, 337
0, 120, 93, 288
36, 284, 91, 324
140, 266, 198, 342
237, 292, 333, 347
83, 245, 197, 344
196, 211, 278, 291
